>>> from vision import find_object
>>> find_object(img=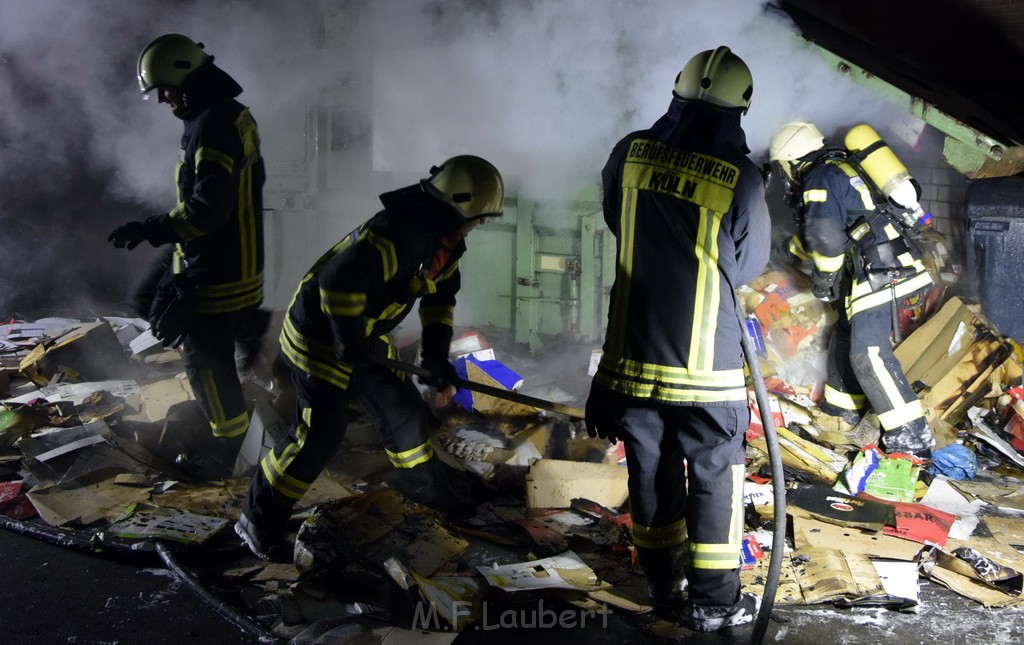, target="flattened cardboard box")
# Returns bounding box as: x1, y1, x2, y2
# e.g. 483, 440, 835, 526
894, 297, 1017, 420
790, 546, 885, 604
792, 515, 925, 561
895, 296, 982, 386
122, 375, 194, 423
19, 321, 129, 387
294, 488, 468, 577
525, 459, 628, 509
